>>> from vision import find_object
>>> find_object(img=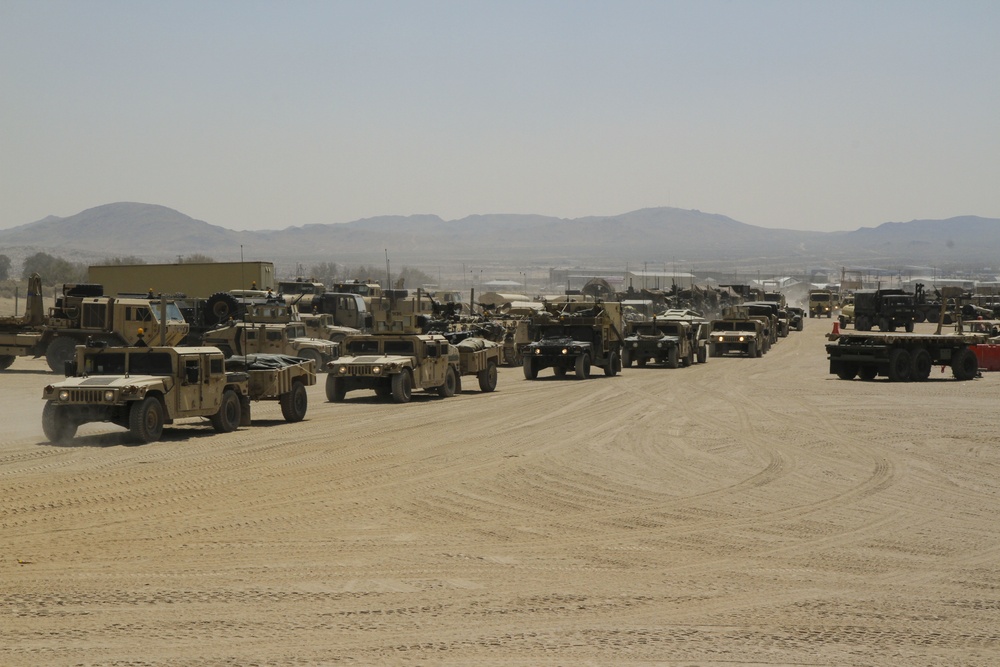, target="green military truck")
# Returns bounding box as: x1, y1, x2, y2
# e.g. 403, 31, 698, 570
522, 300, 624, 380
41, 345, 316, 444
